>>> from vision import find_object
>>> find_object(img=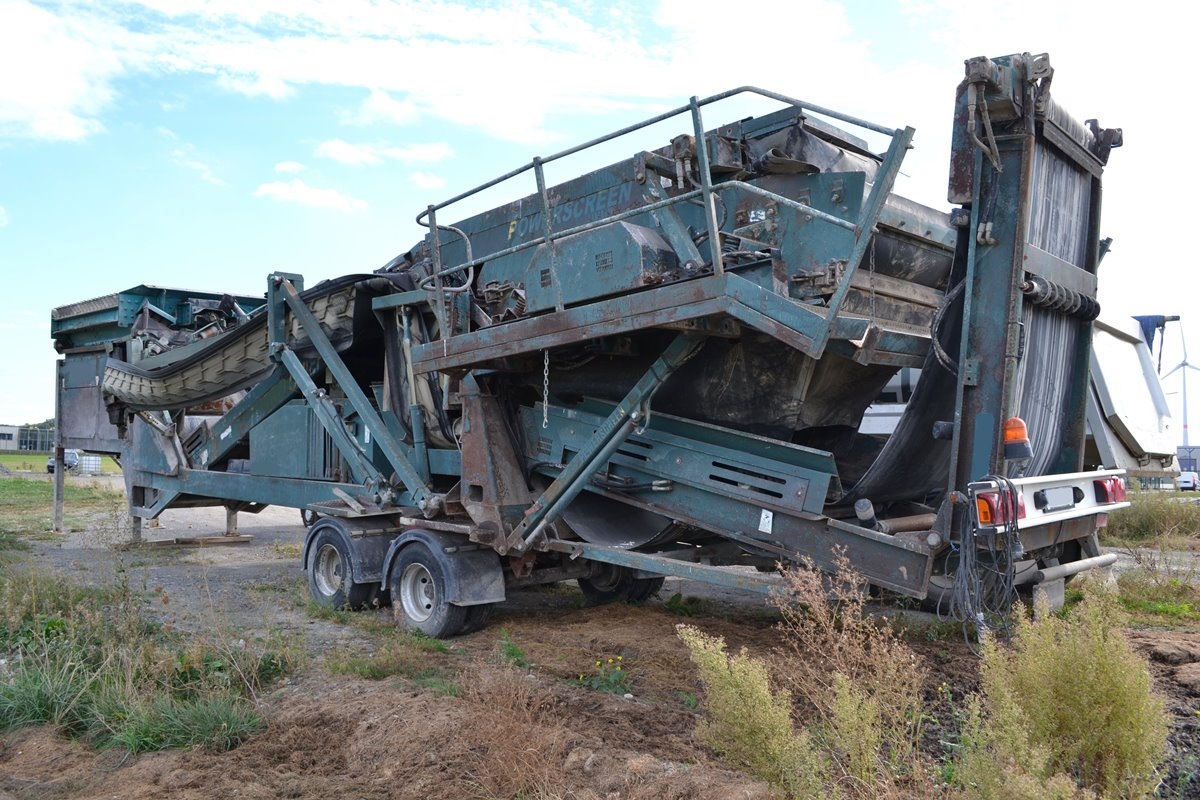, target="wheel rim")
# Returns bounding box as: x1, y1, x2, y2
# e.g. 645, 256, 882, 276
313, 543, 345, 597
399, 562, 436, 623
